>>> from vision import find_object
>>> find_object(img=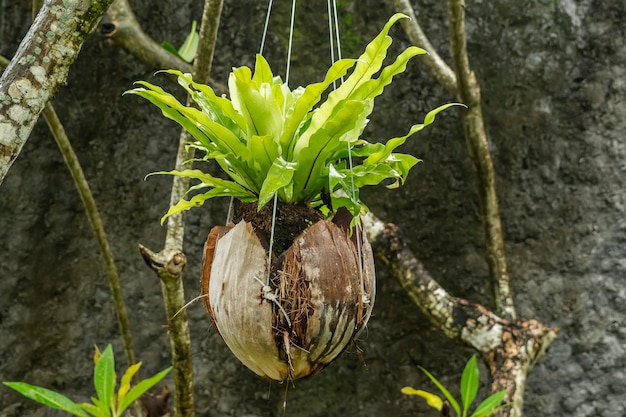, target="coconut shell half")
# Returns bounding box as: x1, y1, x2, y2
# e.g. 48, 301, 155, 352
201, 218, 375, 381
